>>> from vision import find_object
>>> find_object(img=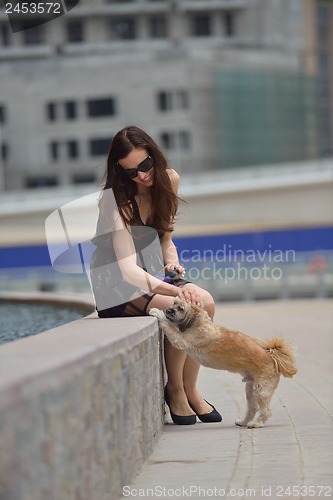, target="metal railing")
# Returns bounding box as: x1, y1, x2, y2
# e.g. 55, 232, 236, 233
1, 250, 332, 302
